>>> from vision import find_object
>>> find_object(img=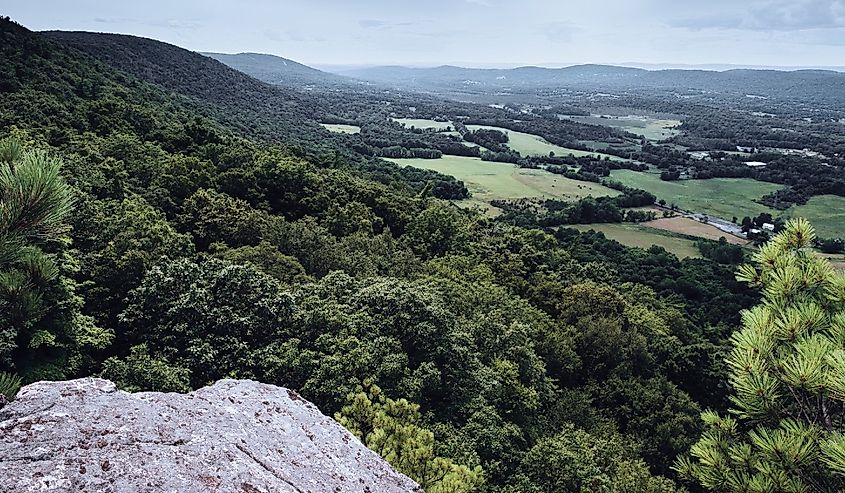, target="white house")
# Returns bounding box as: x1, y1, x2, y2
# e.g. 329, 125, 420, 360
762, 223, 775, 232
